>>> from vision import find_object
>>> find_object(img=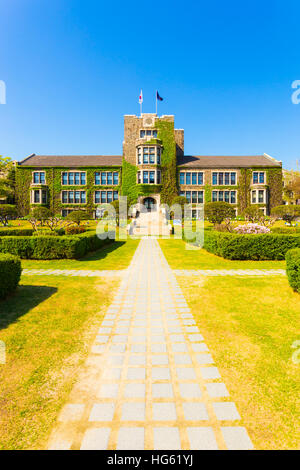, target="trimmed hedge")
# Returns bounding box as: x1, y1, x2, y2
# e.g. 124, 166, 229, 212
0, 228, 33, 236
0, 231, 115, 259
203, 230, 300, 260
0, 253, 22, 299
271, 227, 300, 234
286, 249, 300, 292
